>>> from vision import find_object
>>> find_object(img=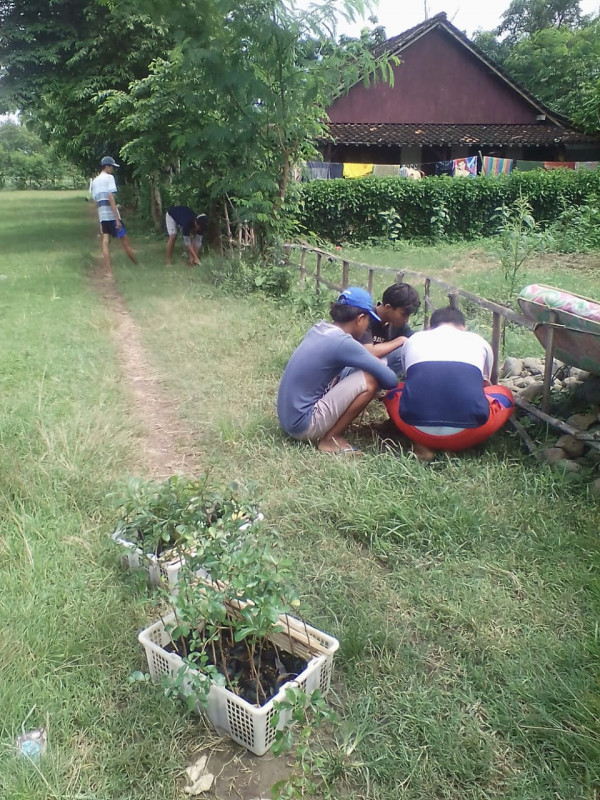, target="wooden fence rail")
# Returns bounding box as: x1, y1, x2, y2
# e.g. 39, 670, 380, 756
284, 243, 532, 387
